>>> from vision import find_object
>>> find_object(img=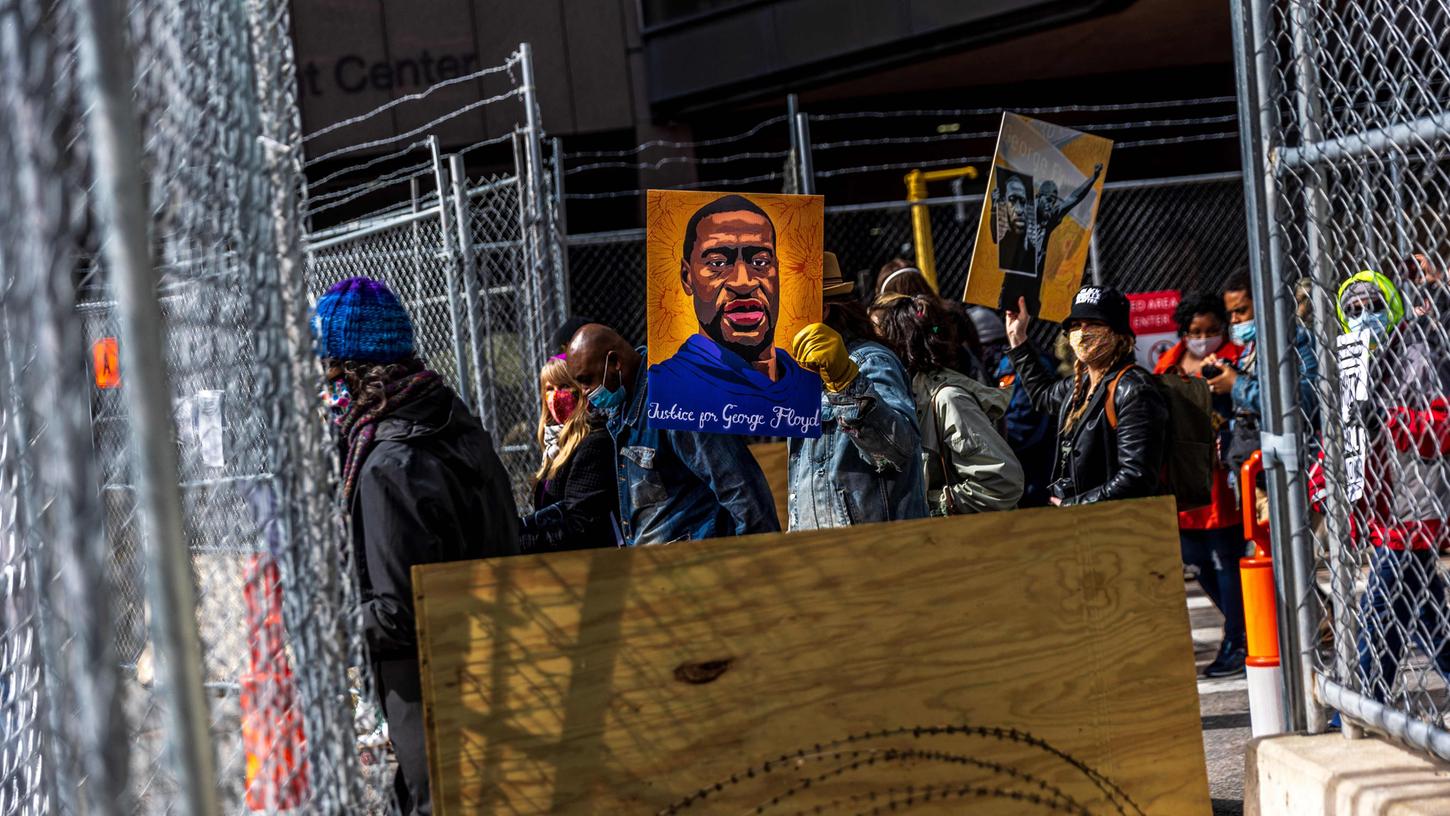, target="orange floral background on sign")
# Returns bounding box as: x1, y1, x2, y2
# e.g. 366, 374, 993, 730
647, 190, 823, 367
